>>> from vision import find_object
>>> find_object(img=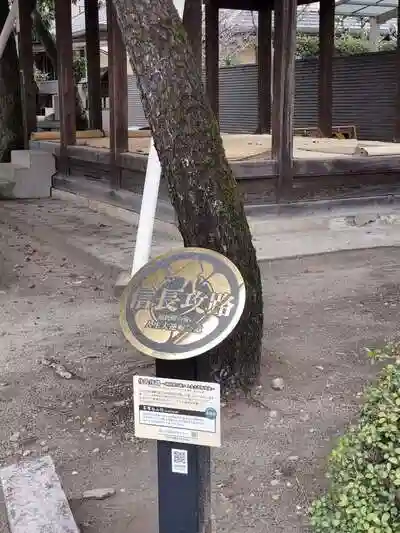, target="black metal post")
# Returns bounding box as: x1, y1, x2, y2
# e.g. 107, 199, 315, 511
156, 358, 212, 533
